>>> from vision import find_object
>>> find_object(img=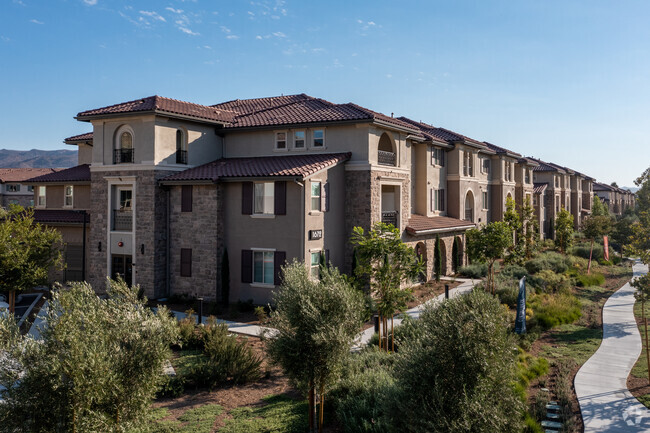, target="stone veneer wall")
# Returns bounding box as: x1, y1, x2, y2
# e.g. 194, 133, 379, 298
404, 232, 465, 279
344, 170, 371, 274
1, 194, 33, 208
87, 169, 174, 298
168, 184, 223, 301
